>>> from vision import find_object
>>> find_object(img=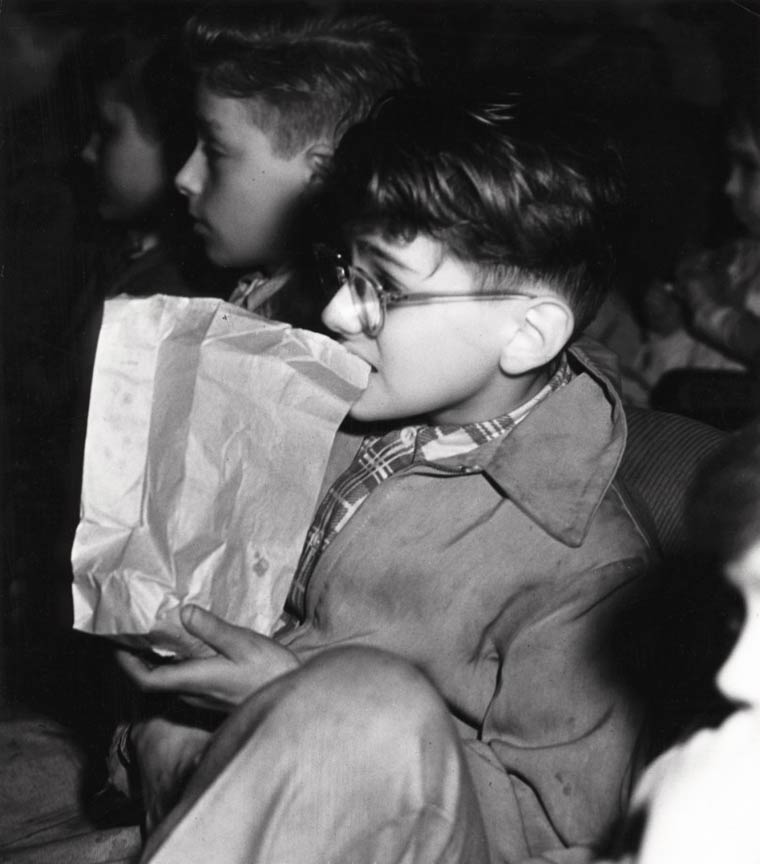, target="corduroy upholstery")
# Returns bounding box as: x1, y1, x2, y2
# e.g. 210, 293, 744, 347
619, 406, 727, 558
